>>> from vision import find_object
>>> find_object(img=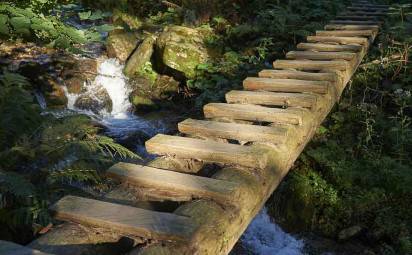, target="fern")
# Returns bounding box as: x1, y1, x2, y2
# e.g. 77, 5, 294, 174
0, 171, 35, 199
47, 169, 101, 185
